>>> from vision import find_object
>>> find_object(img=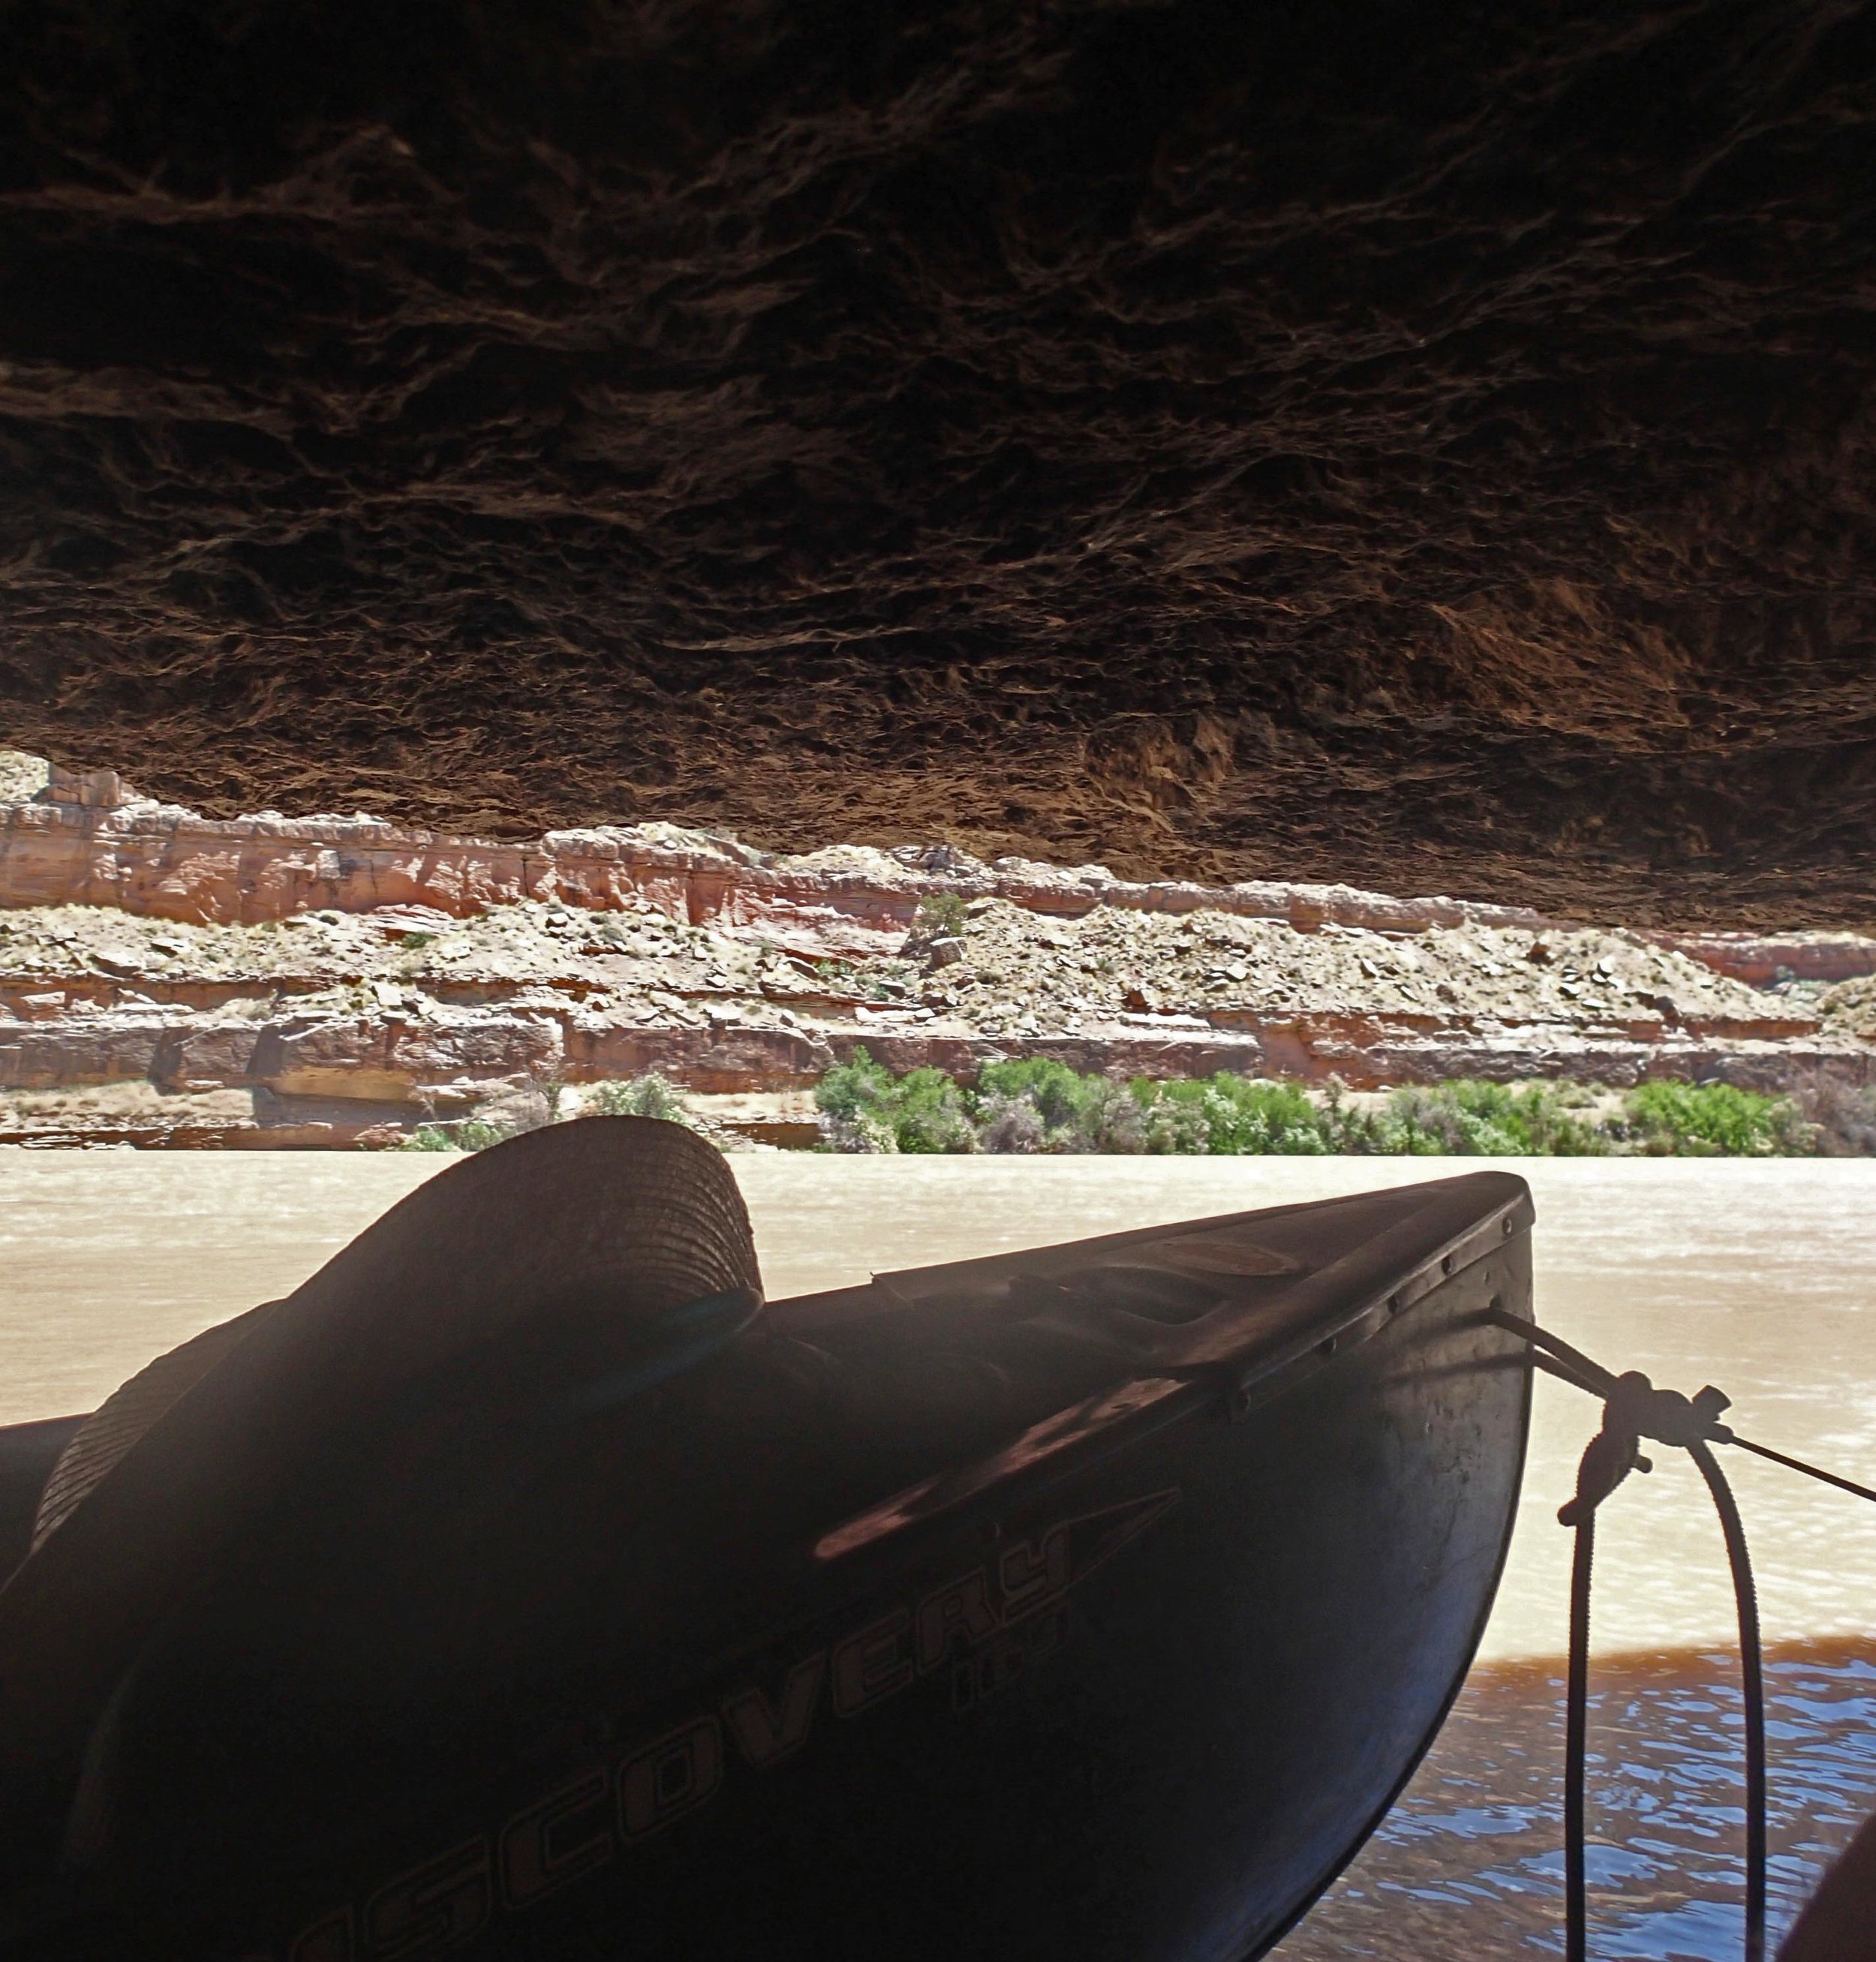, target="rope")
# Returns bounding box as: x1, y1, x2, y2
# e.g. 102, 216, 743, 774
1727, 1435, 1876, 1508
1689, 1439, 1767, 1962
1484, 1305, 1876, 1961
1565, 1513, 1595, 1962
